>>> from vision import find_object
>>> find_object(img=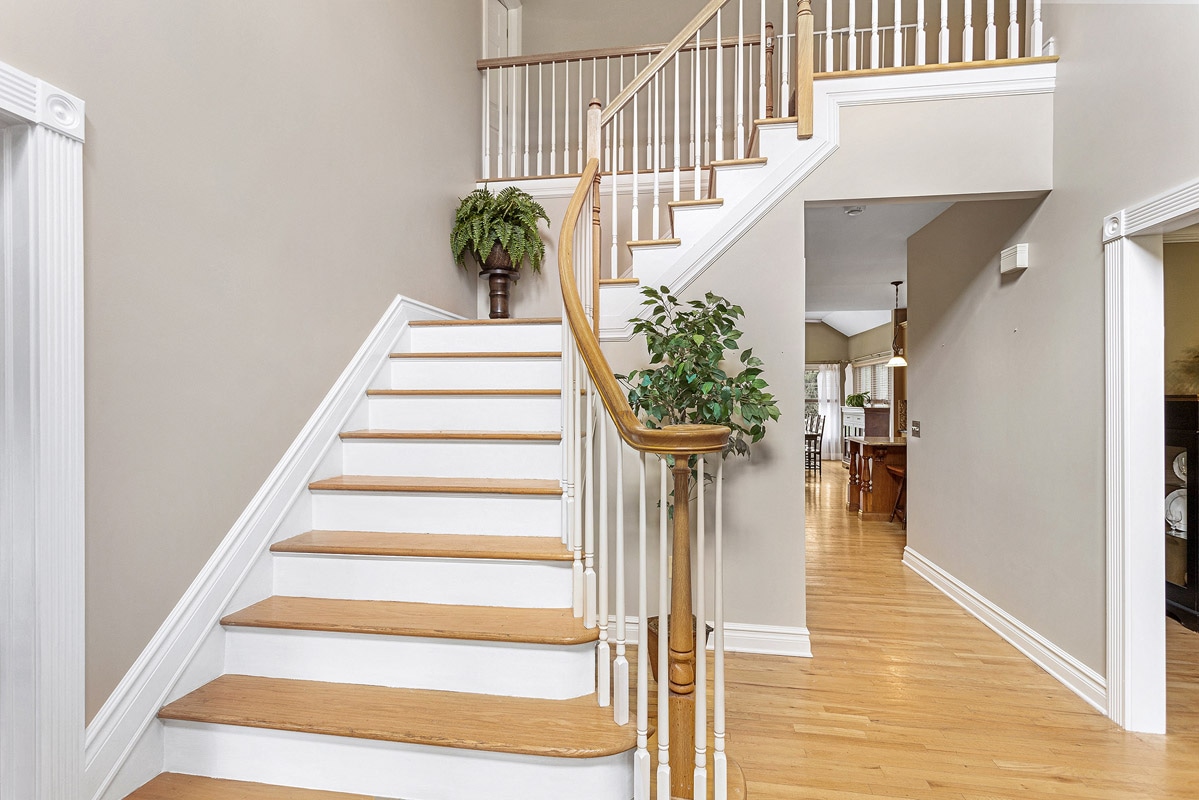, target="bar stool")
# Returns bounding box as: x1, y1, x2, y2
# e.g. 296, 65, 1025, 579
886, 464, 906, 527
